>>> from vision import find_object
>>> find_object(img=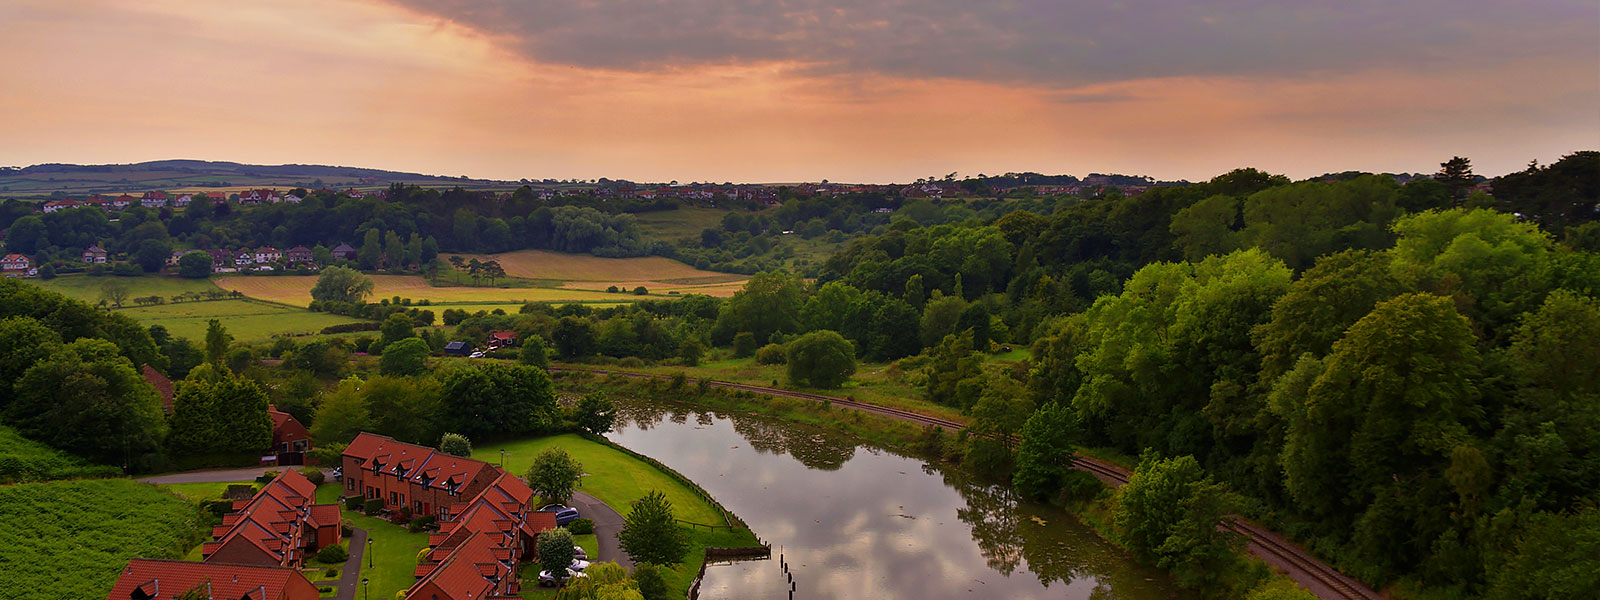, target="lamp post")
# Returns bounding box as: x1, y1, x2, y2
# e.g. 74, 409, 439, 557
500, 449, 505, 468
361, 577, 369, 600
367, 538, 373, 568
